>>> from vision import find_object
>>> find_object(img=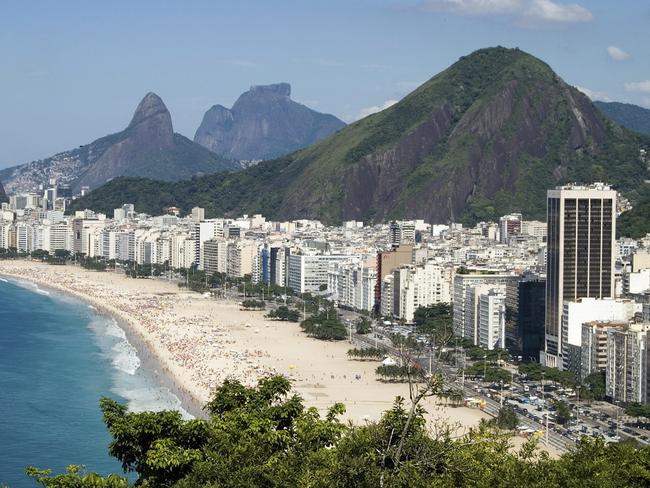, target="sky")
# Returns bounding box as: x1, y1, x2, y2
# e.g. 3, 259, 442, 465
1, 0, 649, 167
